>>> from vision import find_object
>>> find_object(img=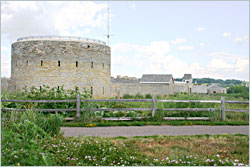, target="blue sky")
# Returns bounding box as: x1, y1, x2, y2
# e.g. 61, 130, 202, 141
1, 1, 249, 80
